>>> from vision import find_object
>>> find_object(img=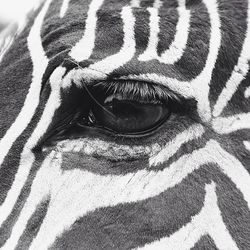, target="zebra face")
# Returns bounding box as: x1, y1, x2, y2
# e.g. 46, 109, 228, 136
0, 0, 250, 249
